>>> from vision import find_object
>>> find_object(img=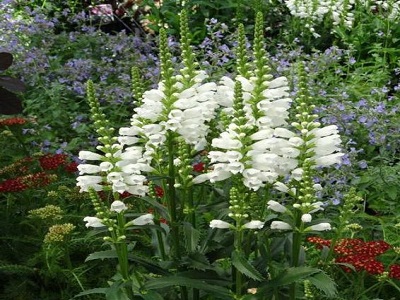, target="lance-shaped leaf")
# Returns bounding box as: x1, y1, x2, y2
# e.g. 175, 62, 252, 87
232, 250, 263, 281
